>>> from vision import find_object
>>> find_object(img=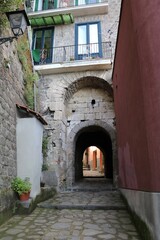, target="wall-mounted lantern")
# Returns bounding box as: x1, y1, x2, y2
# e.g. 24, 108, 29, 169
0, 10, 30, 45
